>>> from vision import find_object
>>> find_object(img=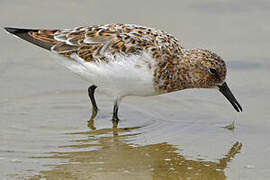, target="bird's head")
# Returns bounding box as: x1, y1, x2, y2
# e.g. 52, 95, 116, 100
182, 48, 242, 112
